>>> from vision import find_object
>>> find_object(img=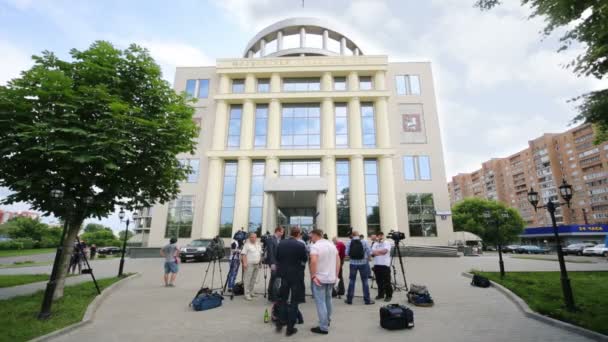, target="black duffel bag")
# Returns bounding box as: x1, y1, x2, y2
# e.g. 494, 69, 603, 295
232, 282, 244, 296
471, 274, 491, 288
379, 304, 414, 330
